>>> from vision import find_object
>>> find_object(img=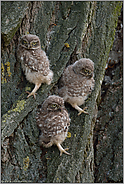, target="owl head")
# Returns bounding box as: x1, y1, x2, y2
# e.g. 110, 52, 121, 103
41, 95, 65, 112
72, 58, 94, 78
19, 34, 41, 50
